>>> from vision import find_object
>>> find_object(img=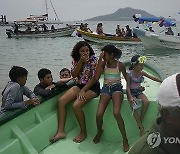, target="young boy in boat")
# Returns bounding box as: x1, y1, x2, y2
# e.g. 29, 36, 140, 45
1, 66, 40, 112
126, 55, 162, 136
129, 73, 180, 154
59, 68, 73, 83
34, 68, 68, 97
